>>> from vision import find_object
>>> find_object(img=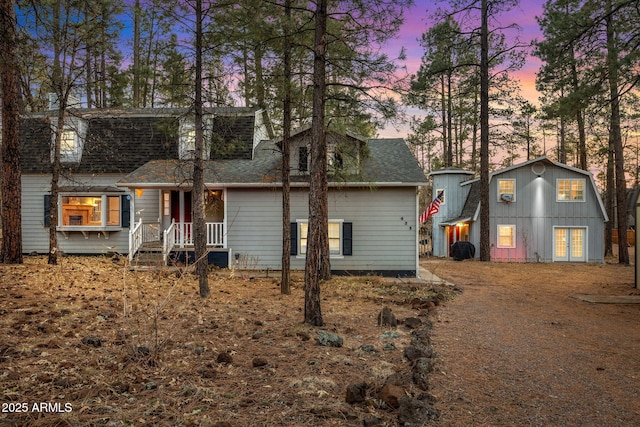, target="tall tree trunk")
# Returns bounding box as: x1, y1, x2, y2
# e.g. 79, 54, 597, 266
479, 0, 490, 261
559, 115, 566, 164
304, 0, 328, 326
446, 72, 453, 167
569, 52, 587, 170
604, 143, 614, 257
281, 0, 292, 295
193, 0, 209, 296
0, 0, 23, 263
606, 10, 629, 264
132, 0, 141, 108
48, 1, 64, 266
440, 75, 448, 166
